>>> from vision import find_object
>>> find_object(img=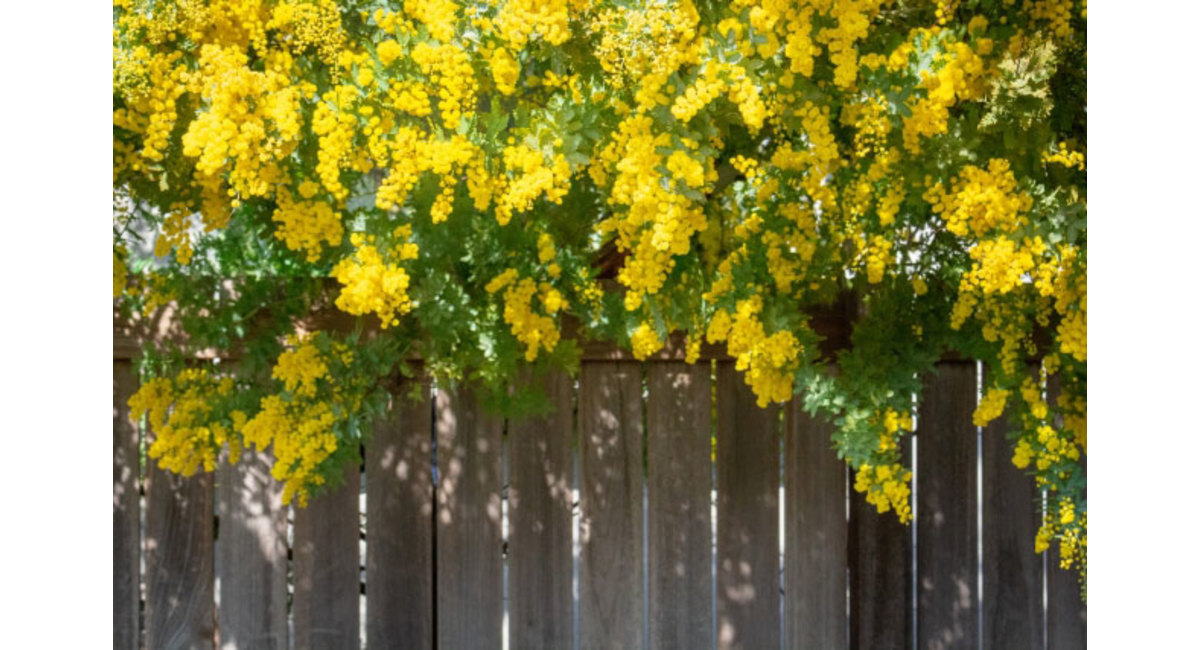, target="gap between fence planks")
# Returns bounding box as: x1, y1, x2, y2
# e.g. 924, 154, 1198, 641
293, 461, 360, 650
647, 362, 714, 650
366, 378, 434, 649
578, 361, 646, 650
508, 370, 575, 649
435, 386, 504, 648
716, 362, 781, 650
